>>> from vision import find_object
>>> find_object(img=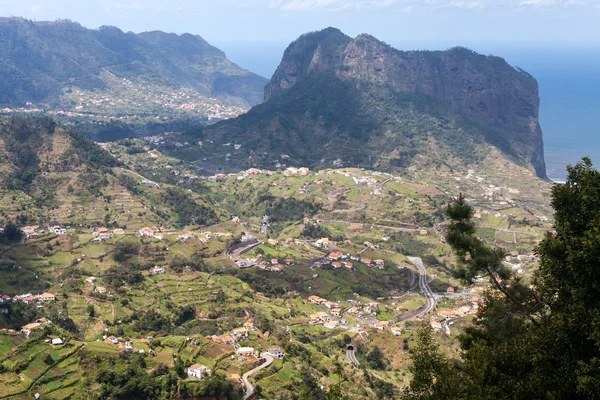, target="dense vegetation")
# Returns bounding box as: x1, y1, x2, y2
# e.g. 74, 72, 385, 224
1, 116, 53, 191
404, 158, 600, 399
198, 73, 502, 173
161, 188, 217, 227
0, 116, 117, 196
82, 353, 240, 399
263, 197, 321, 223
